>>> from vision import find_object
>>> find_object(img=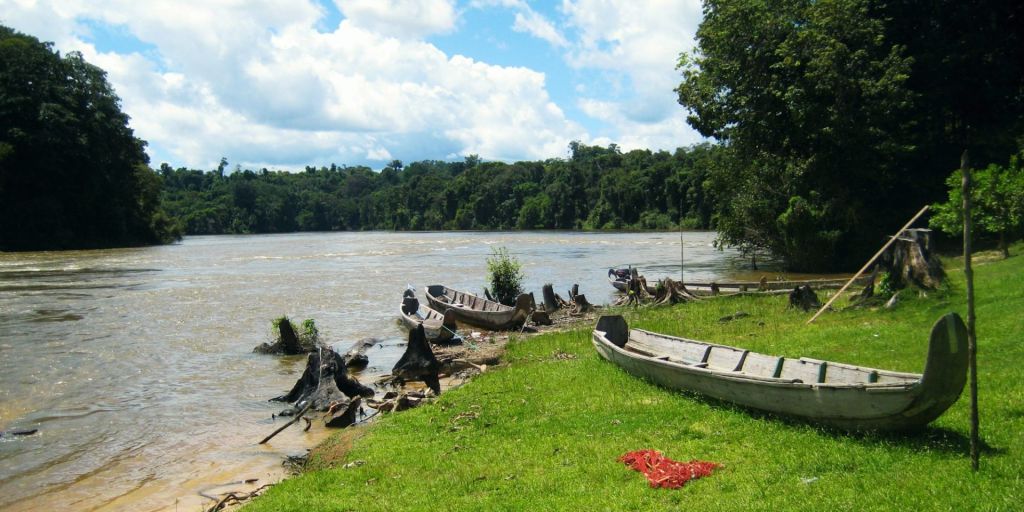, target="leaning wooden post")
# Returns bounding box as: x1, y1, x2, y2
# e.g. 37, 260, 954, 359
962, 150, 980, 471
806, 205, 931, 324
